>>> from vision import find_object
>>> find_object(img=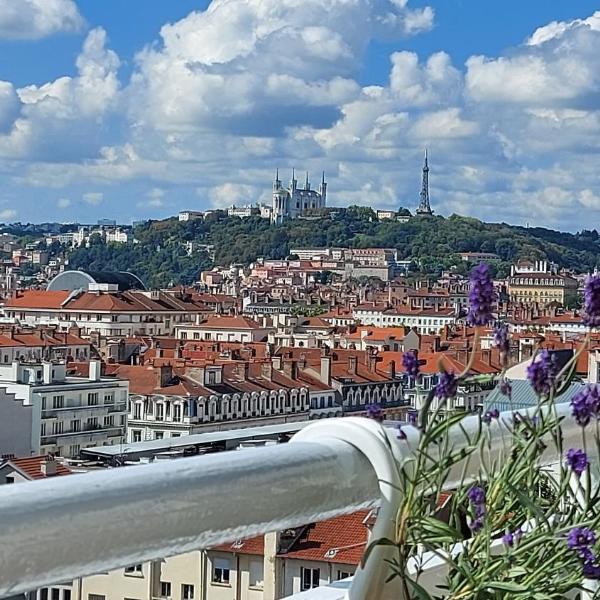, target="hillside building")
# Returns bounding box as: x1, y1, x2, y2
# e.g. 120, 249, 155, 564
271, 170, 327, 224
